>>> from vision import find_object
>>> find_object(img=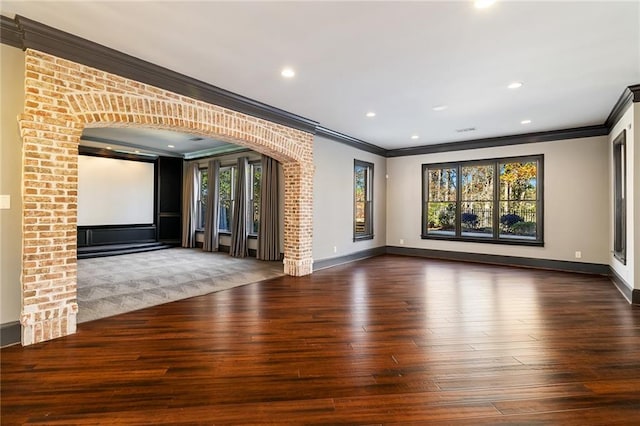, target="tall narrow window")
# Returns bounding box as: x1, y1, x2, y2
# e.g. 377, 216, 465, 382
613, 130, 626, 264
249, 162, 262, 235
422, 155, 543, 245
218, 166, 236, 232
197, 168, 208, 229
354, 160, 374, 240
